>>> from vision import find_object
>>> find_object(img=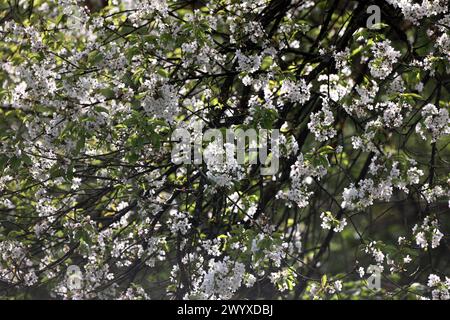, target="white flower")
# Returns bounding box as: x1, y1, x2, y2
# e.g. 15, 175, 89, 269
358, 267, 365, 278
334, 280, 343, 292
169, 210, 191, 235
373, 249, 384, 264
334, 218, 347, 233
369, 40, 401, 79
415, 231, 428, 249
279, 79, 312, 105
403, 255, 412, 264
432, 229, 444, 249
407, 167, 423, 184
309, 283, 319, 297
379, 101, 406, 128
245, 274, 256, 288
277, 154, 326, 208
235, 49, 261, 73
365, 242, 385, 264
320, 212, 333, 230
143, 84, 180, 124
432, 288, 450, 300
413, 217, 443, 250
416, 104, 450, 142
71, 177, 82, 190
194, 256, 246, 299
117, 201, 129, 211
320, 212, 347, 233
386, 0, 448, 25
427, 274, 441, 287
308, 100, 337, 141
